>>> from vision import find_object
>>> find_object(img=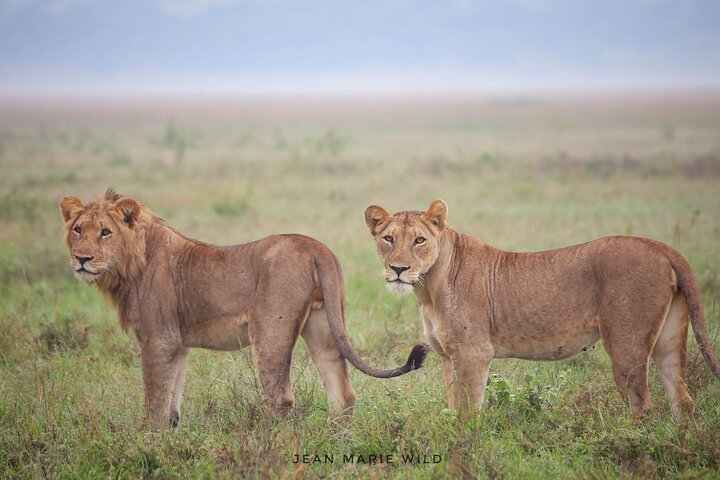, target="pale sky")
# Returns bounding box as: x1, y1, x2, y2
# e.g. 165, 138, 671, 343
1, 0, 718, 94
